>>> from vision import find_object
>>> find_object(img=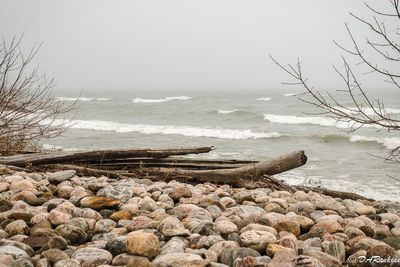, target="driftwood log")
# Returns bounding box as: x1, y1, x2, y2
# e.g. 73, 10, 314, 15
0, 147, 213, 167
41, 151, 307, 189
294, 185, 374, 201
142, 150, 307, 186
43, 164, 372, 200
2, 146, 372, 201
82, 158, 257, 170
